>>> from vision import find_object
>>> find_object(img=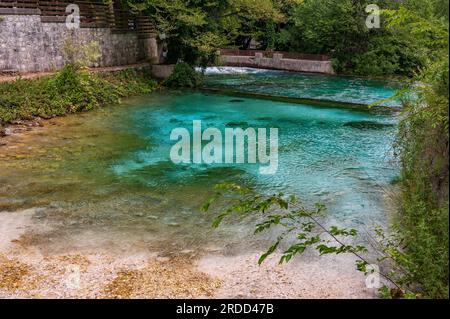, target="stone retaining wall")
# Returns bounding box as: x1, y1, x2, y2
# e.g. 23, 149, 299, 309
0, 14, 157, 73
